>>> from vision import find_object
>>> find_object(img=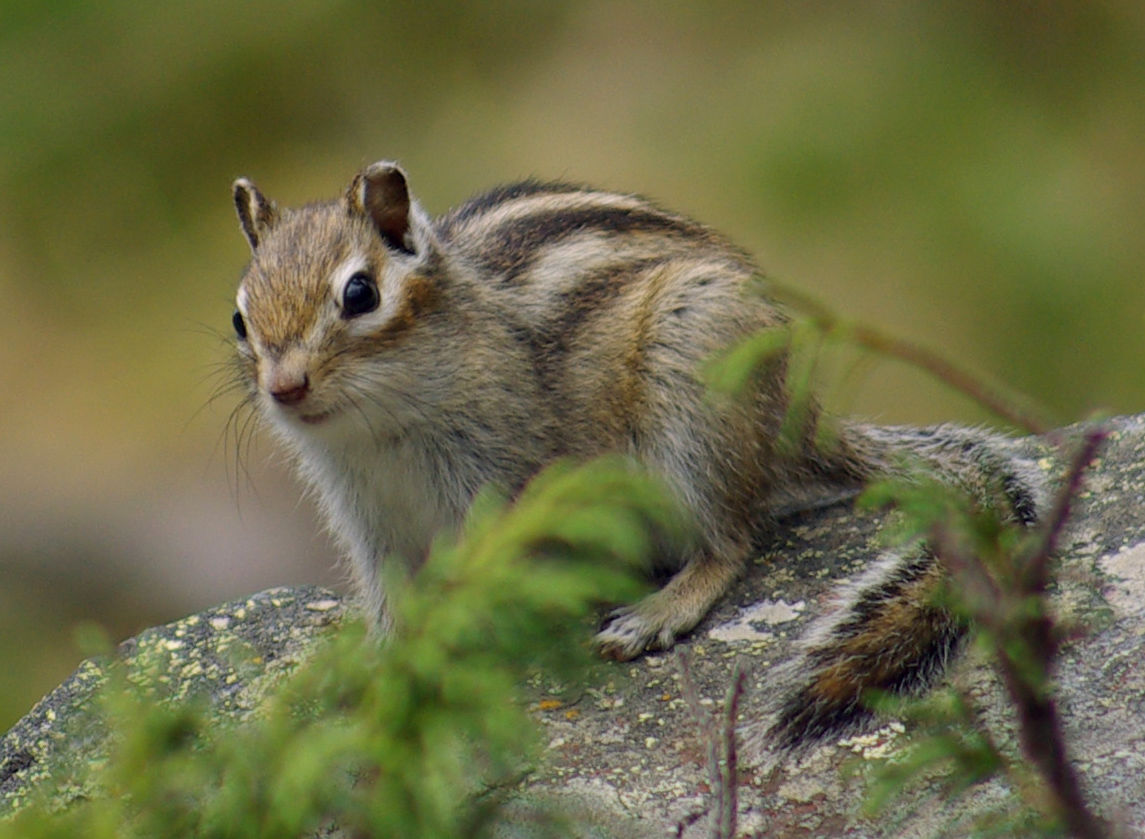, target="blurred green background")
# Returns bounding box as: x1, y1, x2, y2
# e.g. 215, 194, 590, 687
3, 0, 1144, 729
